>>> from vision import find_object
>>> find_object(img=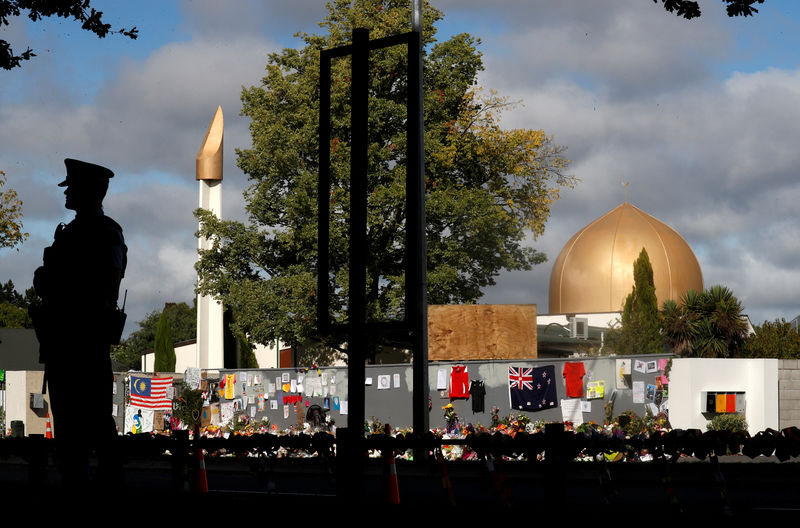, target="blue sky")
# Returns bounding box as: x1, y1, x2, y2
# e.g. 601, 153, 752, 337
2, 0, 800, 336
